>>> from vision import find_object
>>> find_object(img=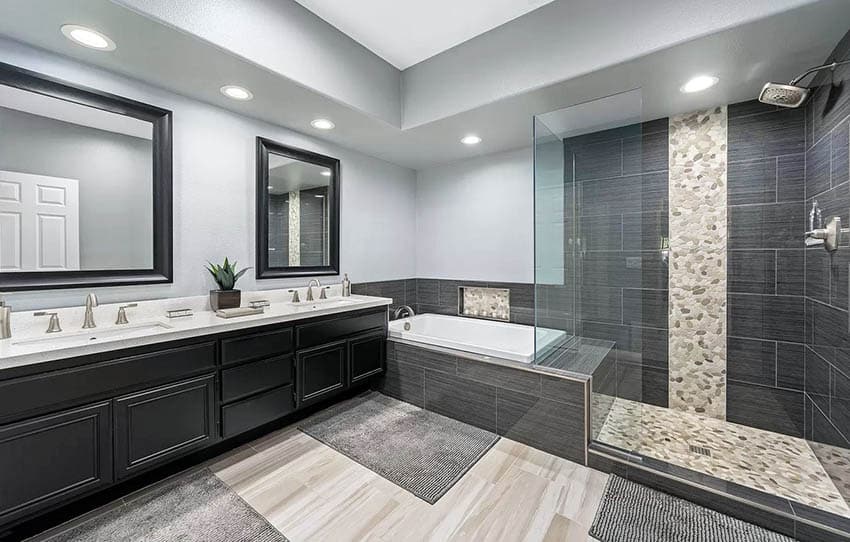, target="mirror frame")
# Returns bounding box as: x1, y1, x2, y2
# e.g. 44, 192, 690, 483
0, 61, 173, 291
255, 137, 340, 279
